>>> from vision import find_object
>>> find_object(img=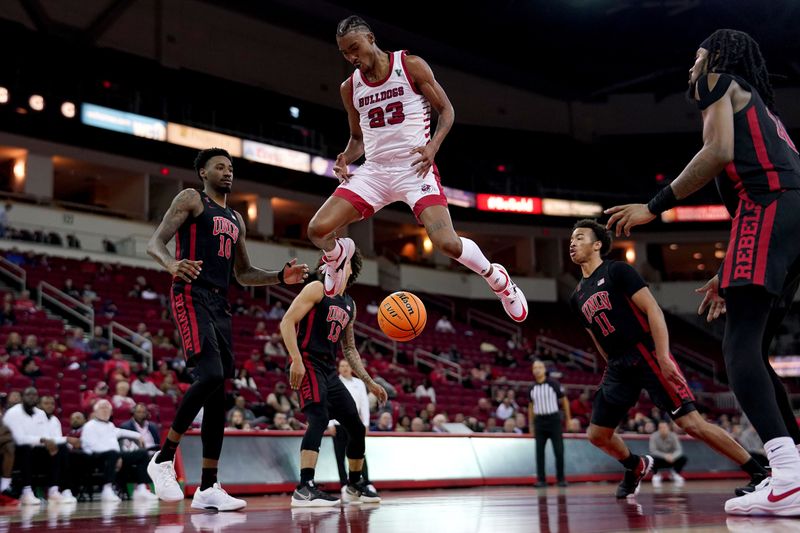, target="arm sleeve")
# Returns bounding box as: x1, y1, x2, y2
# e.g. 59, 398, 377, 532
608, 262, 648, 297
4, 410, 41, 446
